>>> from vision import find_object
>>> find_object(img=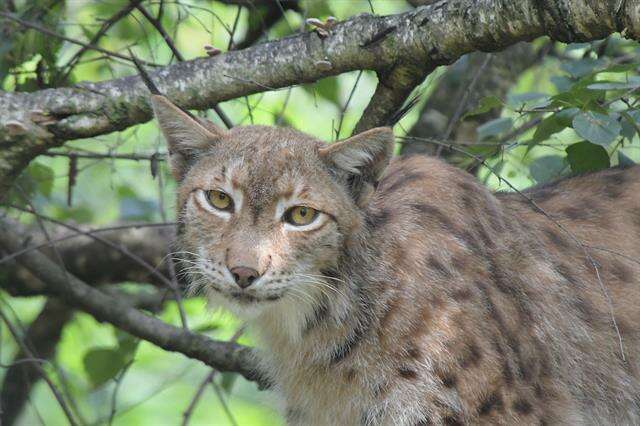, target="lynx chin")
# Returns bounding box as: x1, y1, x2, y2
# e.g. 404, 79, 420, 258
151, 94, 640, 425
